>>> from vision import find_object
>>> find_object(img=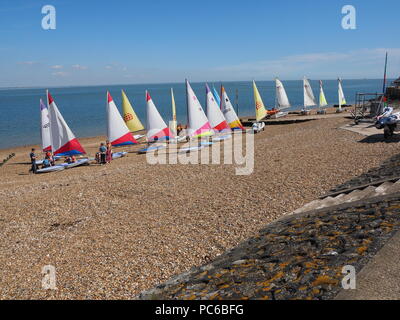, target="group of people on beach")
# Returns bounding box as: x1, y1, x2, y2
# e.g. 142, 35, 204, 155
96, 141, 113, 165
29, 140, 114, 173
29, 141, 115, 173
29, 148, 77, 173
